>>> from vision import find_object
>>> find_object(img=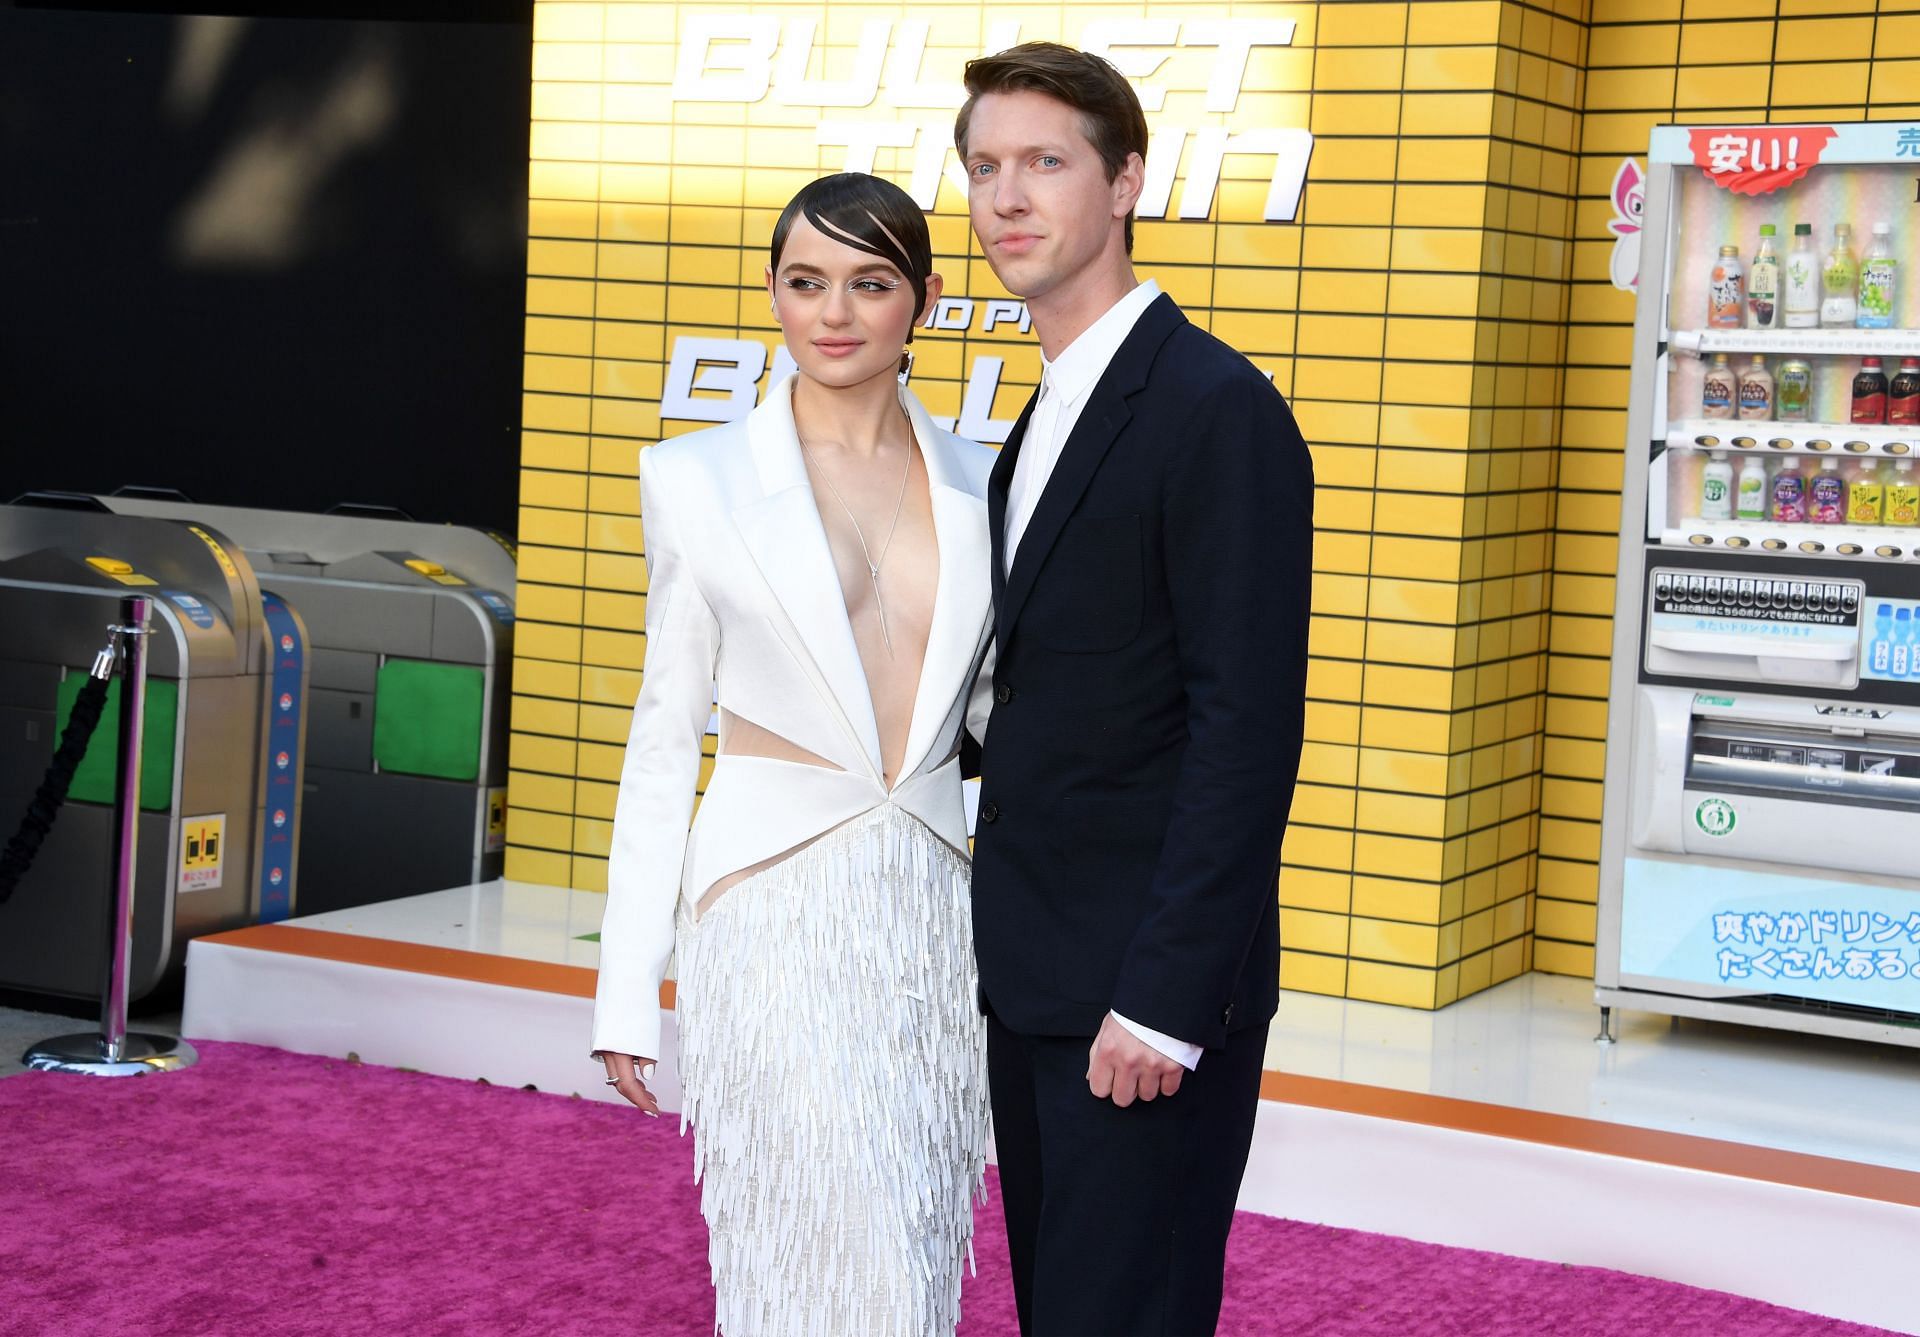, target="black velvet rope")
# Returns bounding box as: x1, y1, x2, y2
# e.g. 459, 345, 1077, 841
0, 672, 114, 907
